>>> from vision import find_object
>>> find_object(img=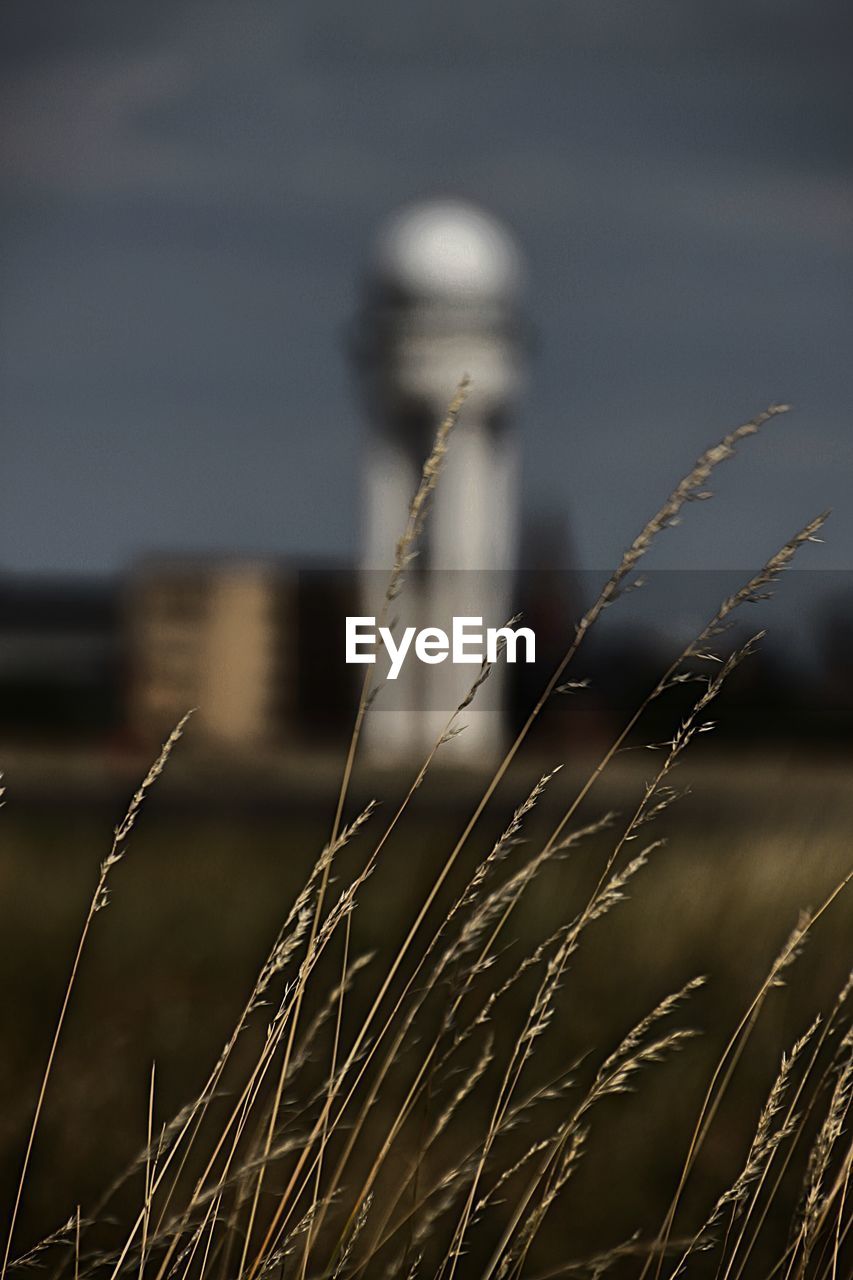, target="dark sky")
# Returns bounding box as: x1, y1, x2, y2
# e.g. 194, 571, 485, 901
2, 1, 851, 576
